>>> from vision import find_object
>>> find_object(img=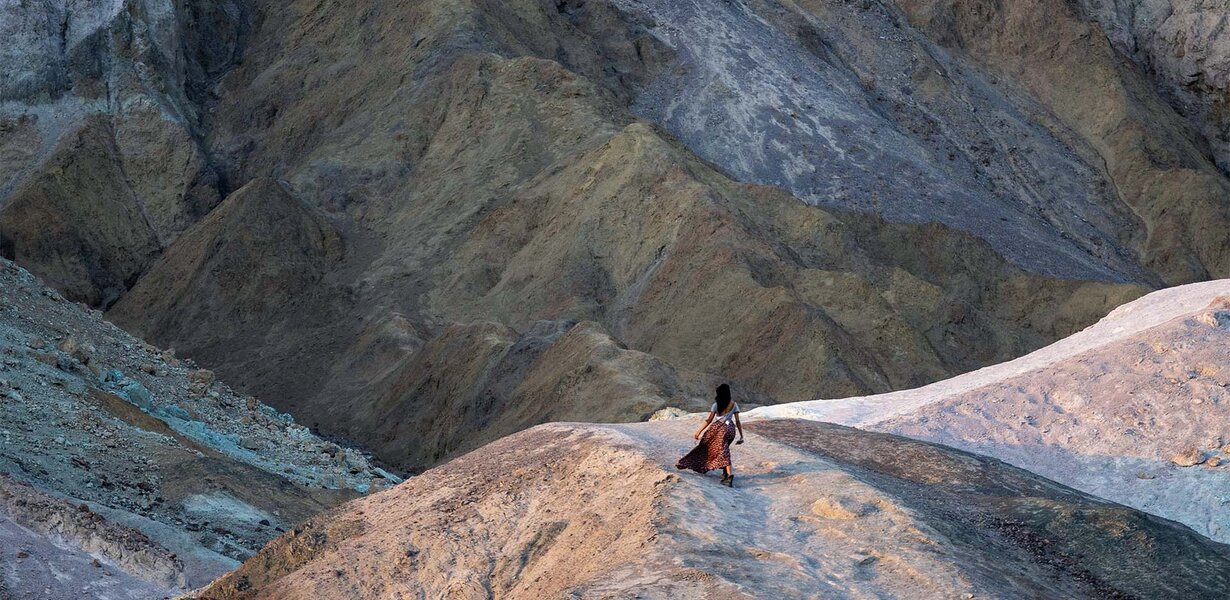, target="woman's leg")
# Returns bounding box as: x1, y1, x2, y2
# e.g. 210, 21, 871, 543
723, 466, 732, 478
